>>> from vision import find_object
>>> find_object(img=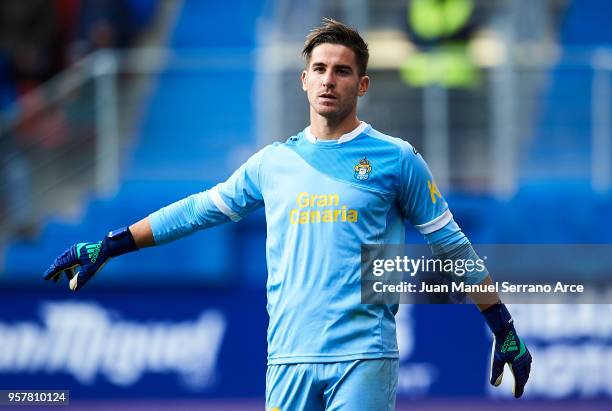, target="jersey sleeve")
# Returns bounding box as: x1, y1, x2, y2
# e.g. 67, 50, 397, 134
209, 145, 269, 221
398, 143, 452, 235
424, 218, 489, 285
148, 145, 269, 244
